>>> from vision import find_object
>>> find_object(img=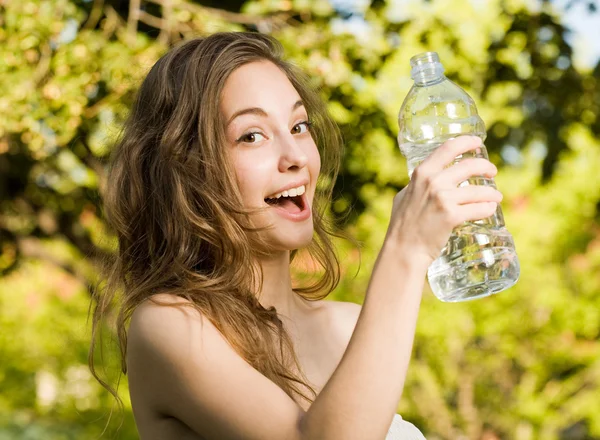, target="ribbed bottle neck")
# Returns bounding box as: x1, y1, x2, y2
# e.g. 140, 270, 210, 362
410, 52, 445, 85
